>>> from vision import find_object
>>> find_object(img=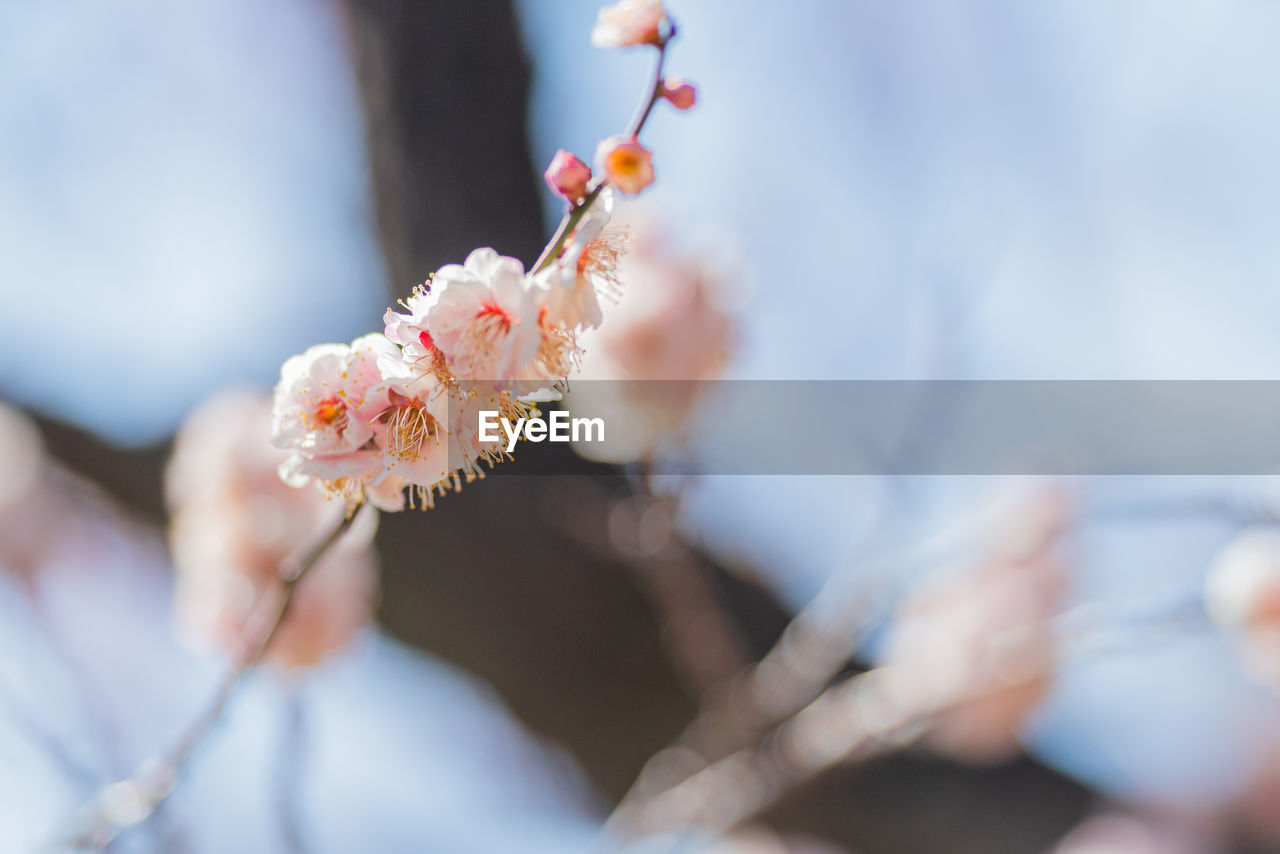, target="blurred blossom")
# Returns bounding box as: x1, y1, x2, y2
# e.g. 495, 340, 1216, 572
0, 400, 597, 851
881, 484, 1072, 763
1051, 811, 1215, 854
568, 213, 736, 464
660, 78, 697, 111
0, 494, 601, 850
590, 0, 667, 49
1204, 526, 1280, 689
0, 402, 57, 577
167, 389, 379, 669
